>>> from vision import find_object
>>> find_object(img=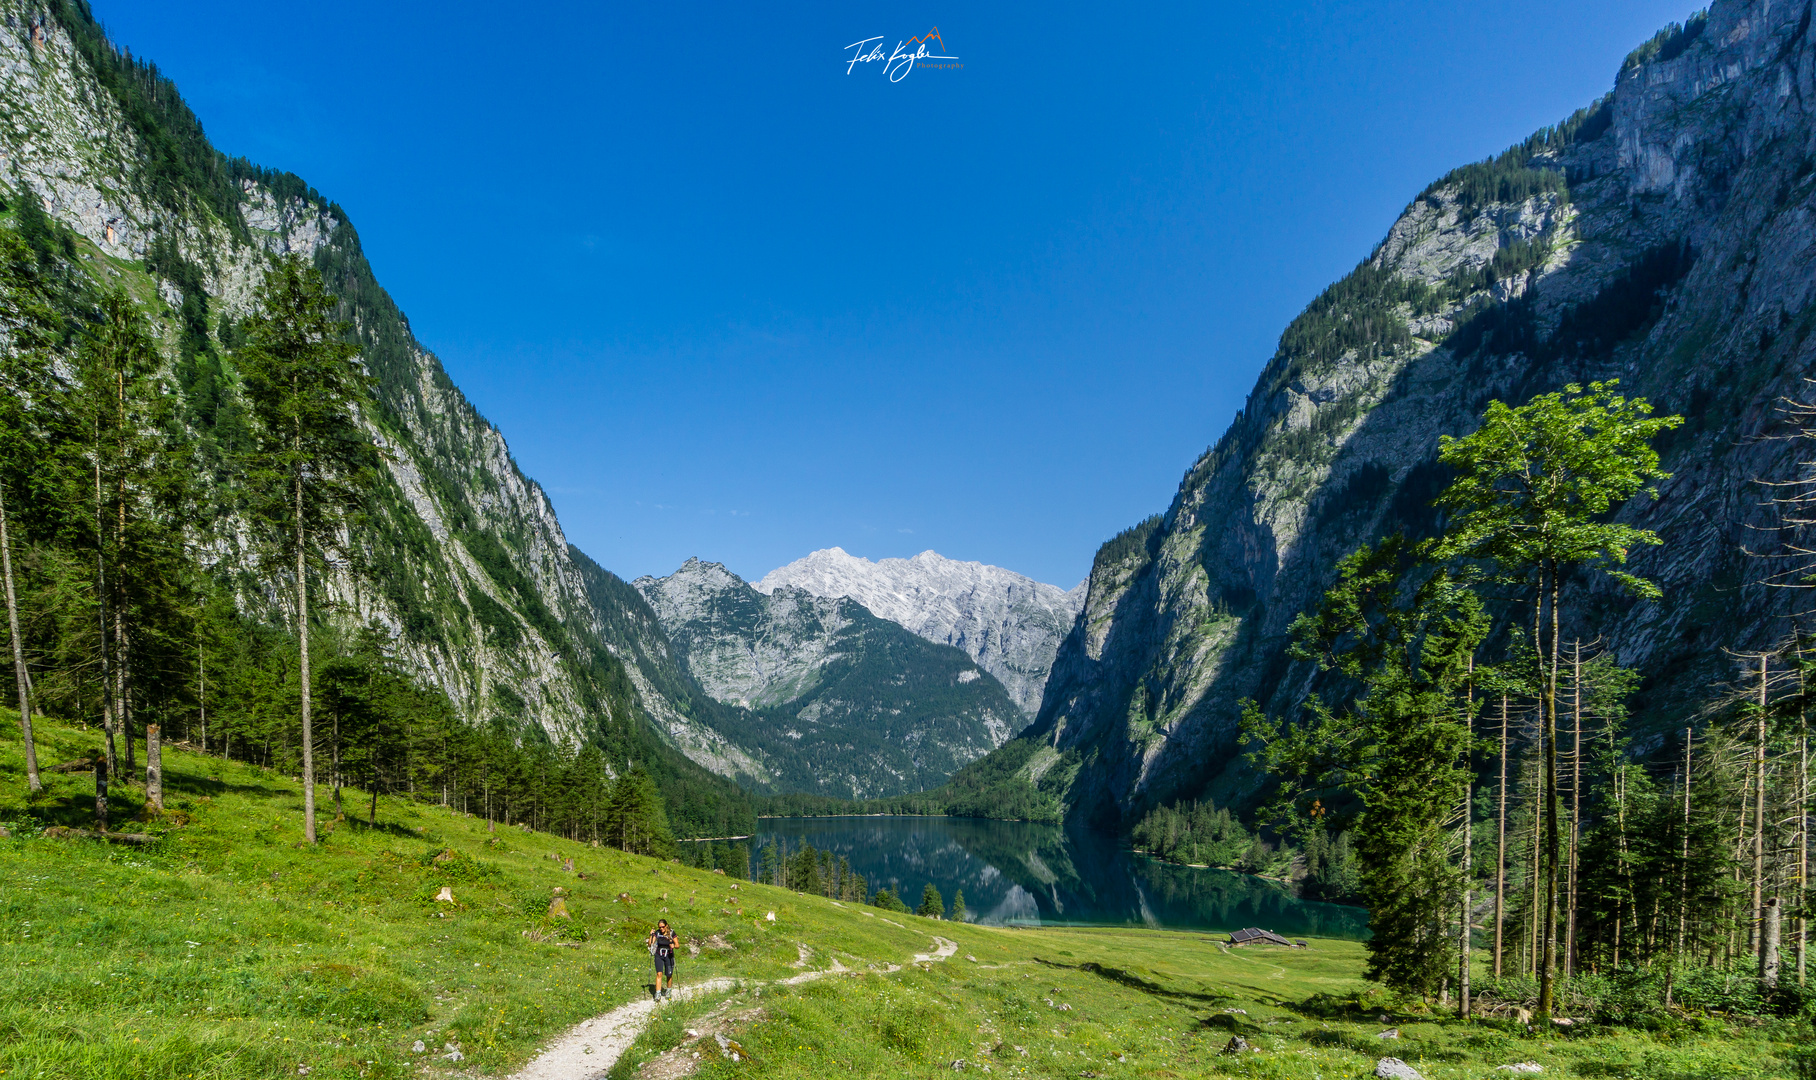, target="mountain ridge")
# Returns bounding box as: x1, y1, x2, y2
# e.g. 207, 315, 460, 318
756, 546, 1084, 717
634, 556, 1021, 797
962, 0, 1816, 829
